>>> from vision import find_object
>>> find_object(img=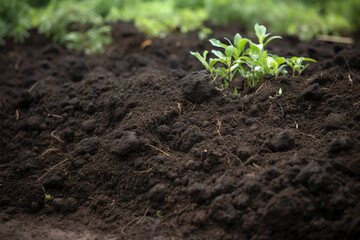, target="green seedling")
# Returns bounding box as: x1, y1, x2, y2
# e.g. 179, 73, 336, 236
286, 57, 317, 76
45, 193, 51, 200
42, 186, 51, 201
191, 32, 249, 87
269, 88, 283, 99
191, 23, 316, 91
156, 210, 164, 218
